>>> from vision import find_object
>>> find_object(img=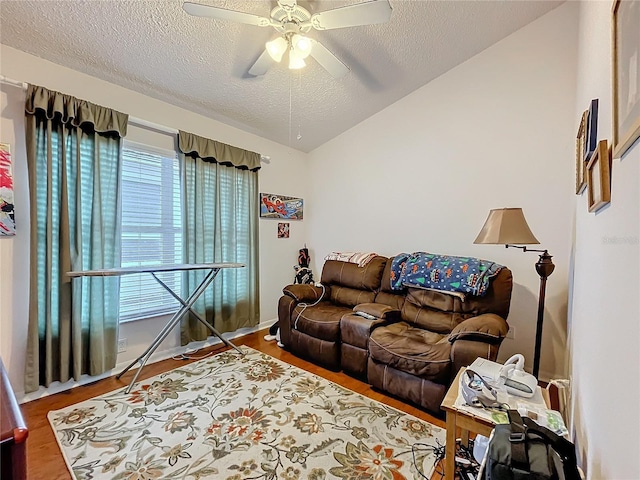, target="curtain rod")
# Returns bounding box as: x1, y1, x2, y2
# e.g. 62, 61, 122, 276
129, 116, 177, 135
0, 74, 270, 163
0, 75, 28, 90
